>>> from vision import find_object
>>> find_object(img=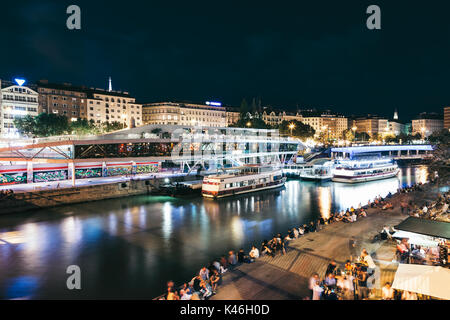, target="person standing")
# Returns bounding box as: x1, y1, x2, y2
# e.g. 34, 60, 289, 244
349, 237, 357, 262
325, 260, 337, 276
309, 273, 320, 299
382, 282, 394, 300
361, 249, 376, 274
312, 280, 324, 300
356, 270, 369, 300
